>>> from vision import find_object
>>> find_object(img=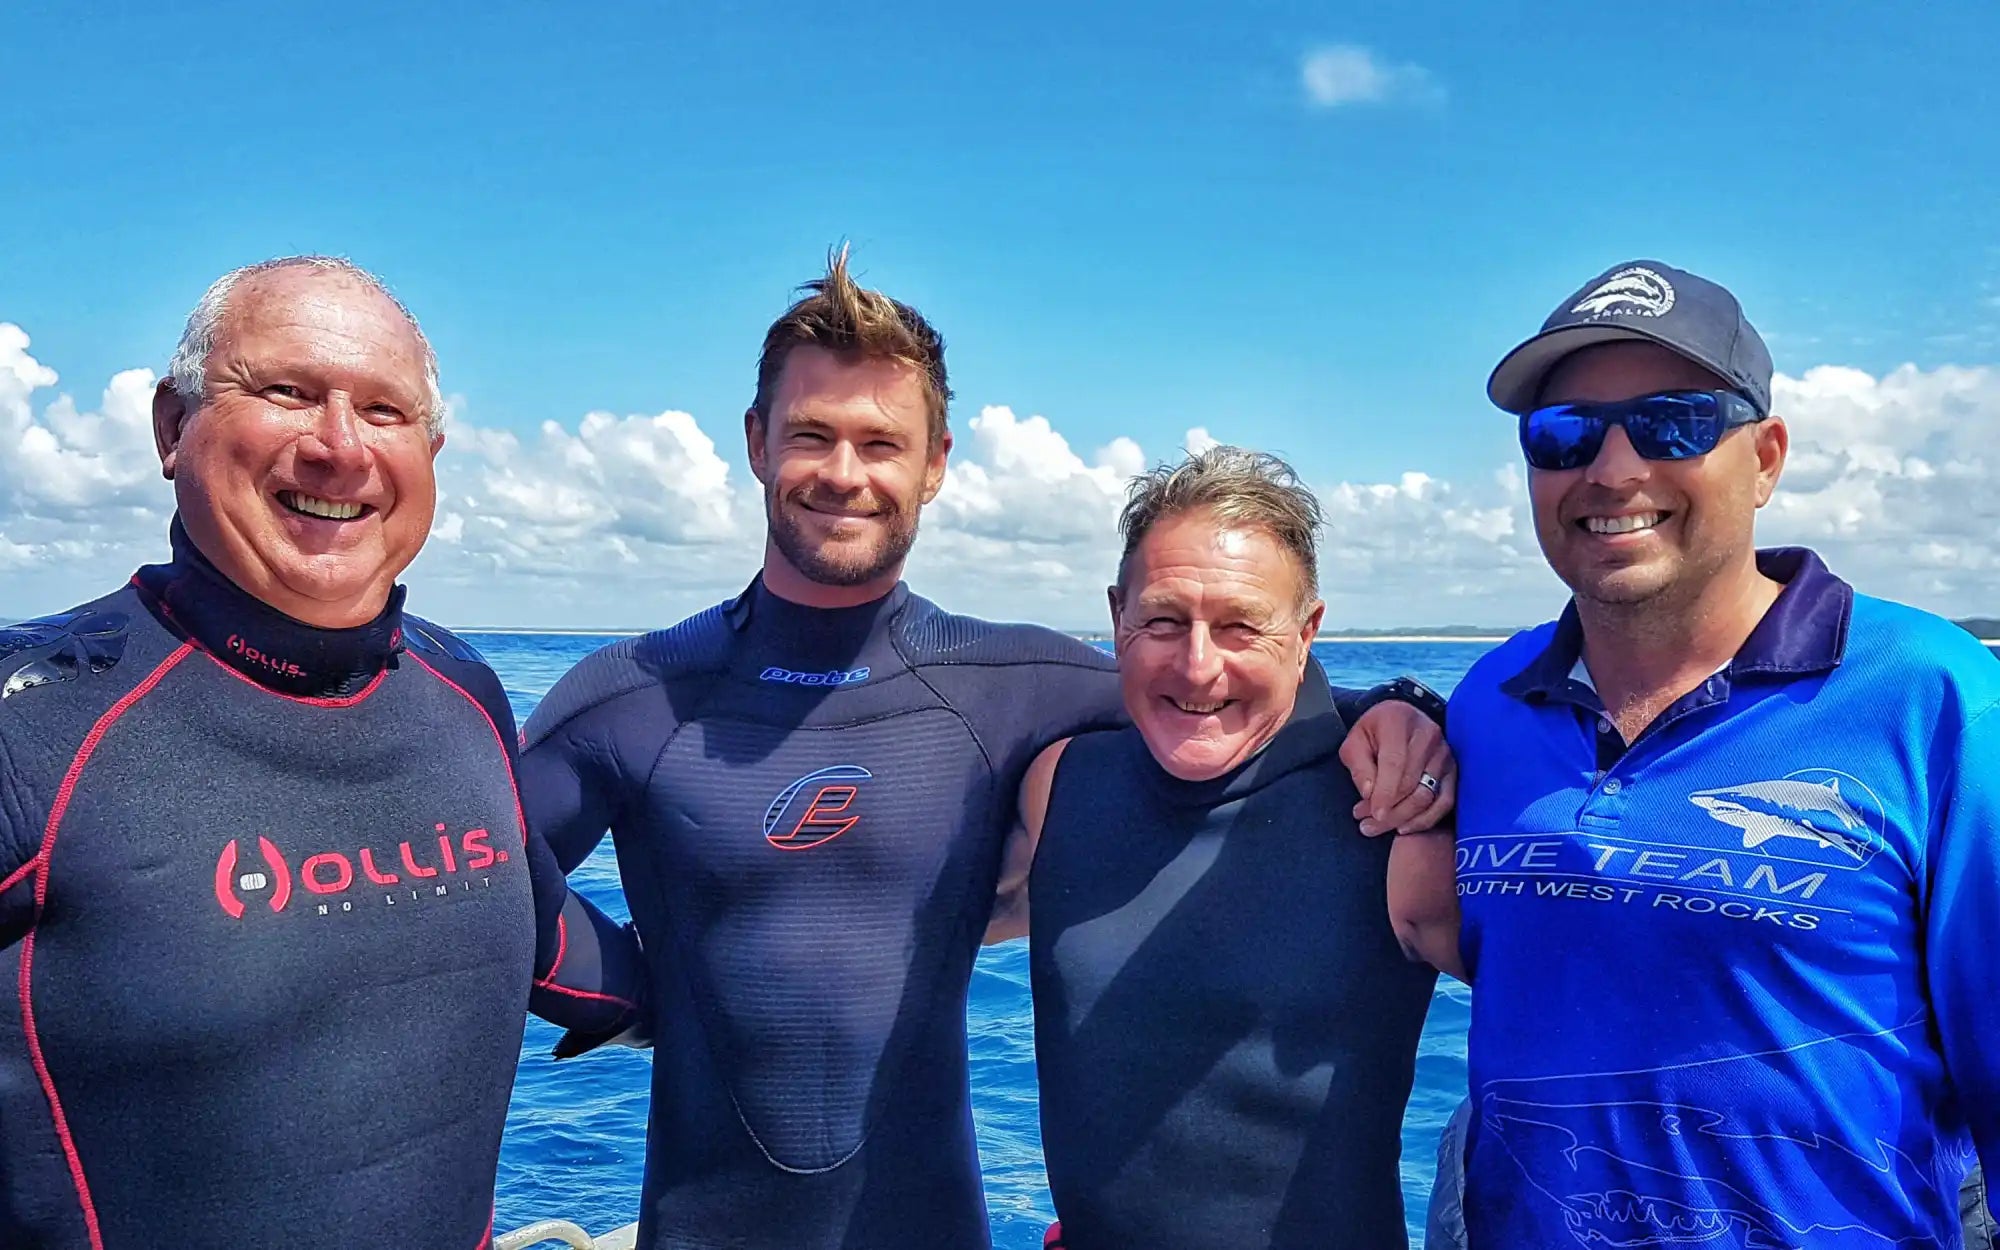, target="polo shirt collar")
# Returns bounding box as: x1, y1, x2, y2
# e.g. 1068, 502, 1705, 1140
1500, 547, 1853, 704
